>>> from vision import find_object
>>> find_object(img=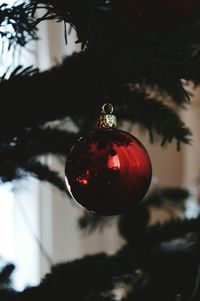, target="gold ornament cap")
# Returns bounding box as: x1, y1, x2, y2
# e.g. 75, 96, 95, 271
97, 103, 117, 129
